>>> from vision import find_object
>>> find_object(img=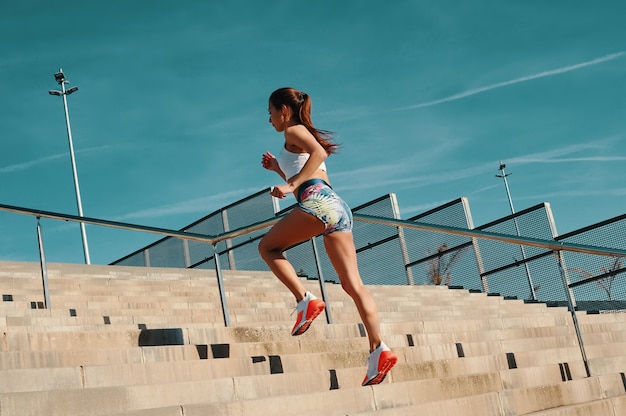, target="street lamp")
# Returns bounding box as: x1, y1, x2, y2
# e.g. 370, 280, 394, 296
496, 162, 535, 300
48, 68, 91, 264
